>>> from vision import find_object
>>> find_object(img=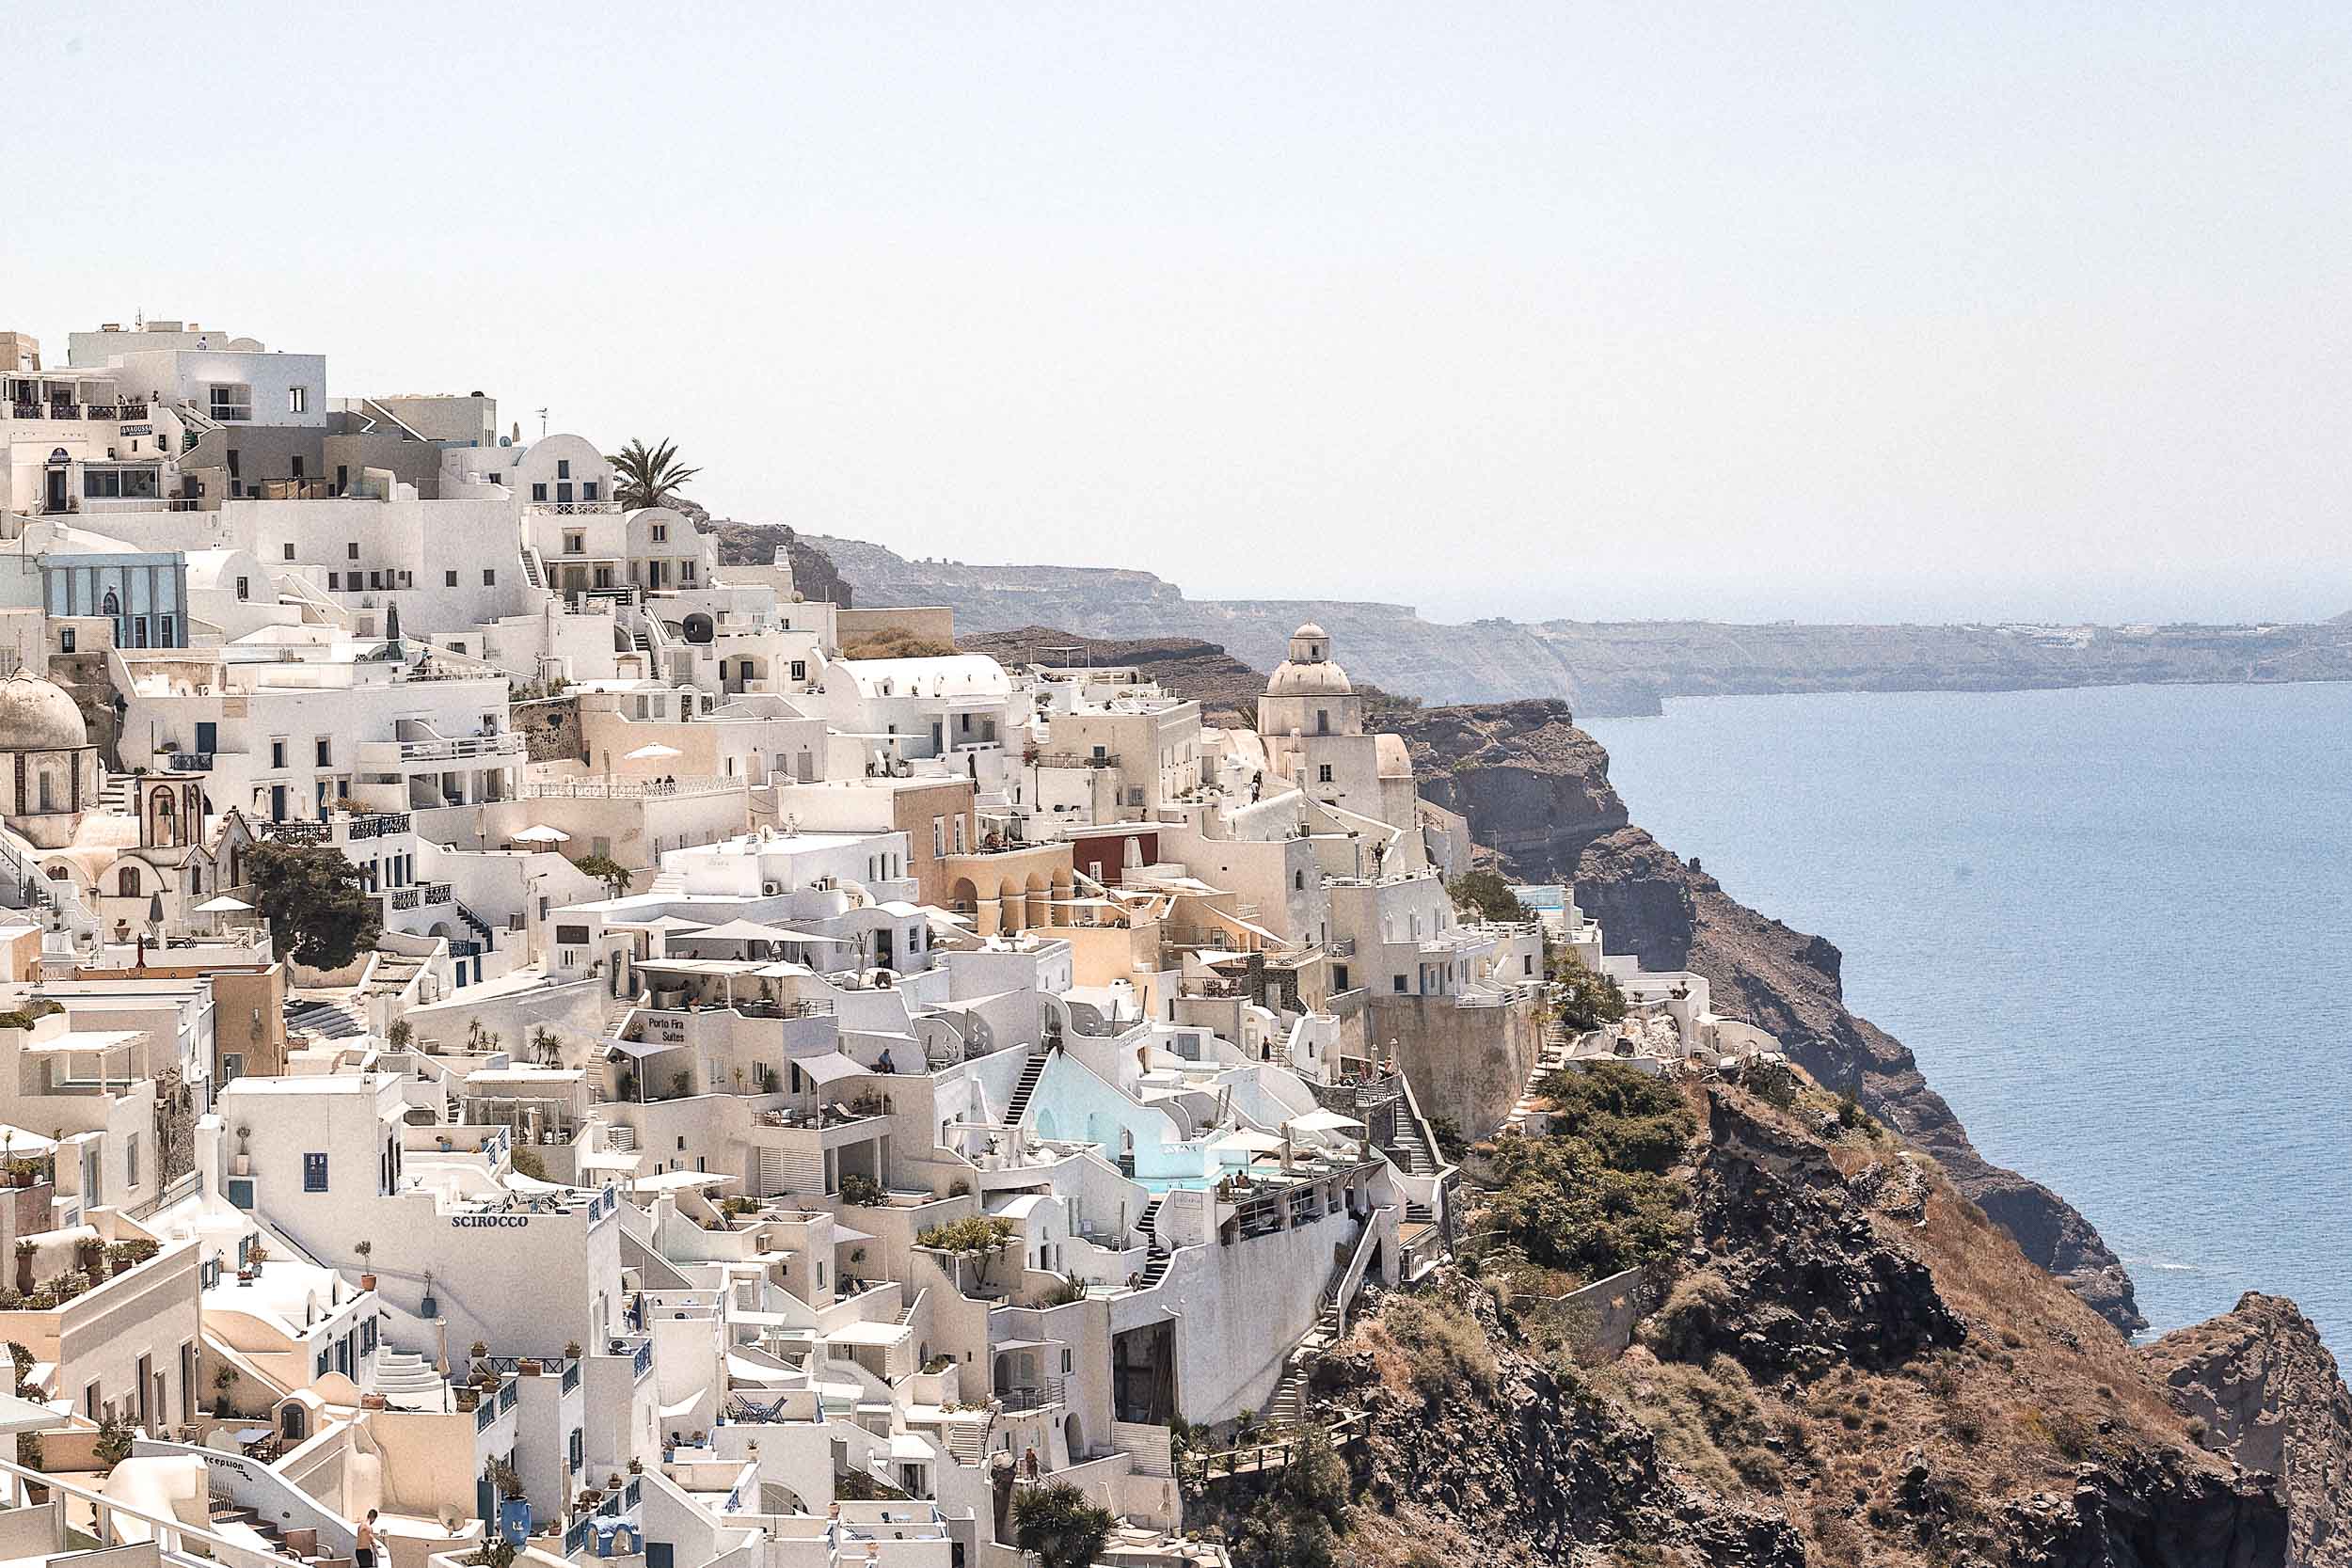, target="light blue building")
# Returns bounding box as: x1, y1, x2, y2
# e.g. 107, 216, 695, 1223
41, 549, 190, 649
